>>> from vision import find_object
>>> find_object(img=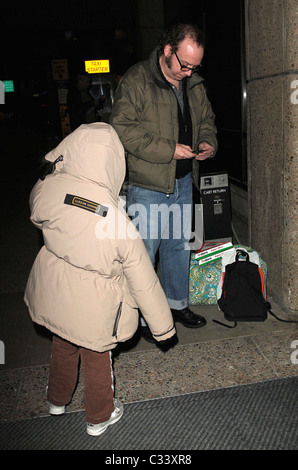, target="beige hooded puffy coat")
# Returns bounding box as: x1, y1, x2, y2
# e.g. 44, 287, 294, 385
24, 123, 175, 352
